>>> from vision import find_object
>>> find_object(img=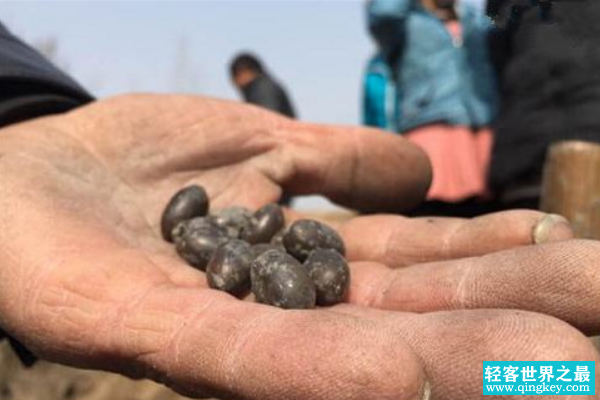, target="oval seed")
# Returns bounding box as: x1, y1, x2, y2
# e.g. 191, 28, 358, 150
175, 224, 229, 271
171, 217, 214, 244
270, 228, 287, 248
304, 249, 350, 306
240, 203, 285, 244
283, 219, 345, 262
251, 249, 316, 309
206, 240, 253, 296
161, 185, 209, 242
209, 206, 253, 238
250, 243, 283, 261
